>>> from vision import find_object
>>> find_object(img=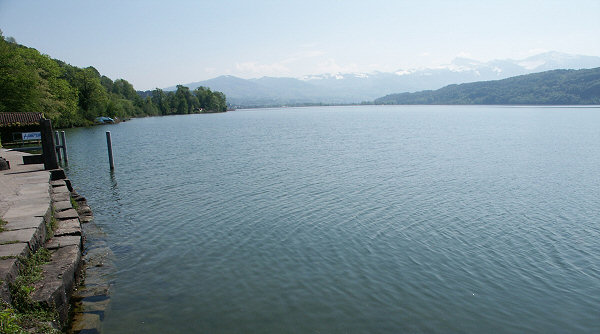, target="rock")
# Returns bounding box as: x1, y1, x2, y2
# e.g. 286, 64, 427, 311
53, 200, 73, 212
49, 169, 66, 180
64, 179, 73, 192
45, 236, 81, 250
0, 242, 29, 258
80, 216, 94, 223
50, 180, 66, 187
31, 245, 82, 323
54, 209, 79, 220
54, 219, 81, 236
0, 157, 9, 170
70, 312, 101, 332
77, 205, 93, 215
72, 285, 110, 300
51, 185, 70, 195
51, 192, 70, 202
0, 258, 19, 303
